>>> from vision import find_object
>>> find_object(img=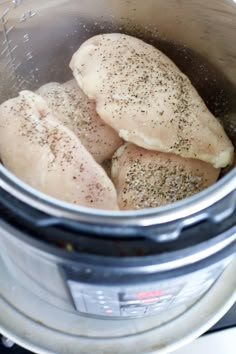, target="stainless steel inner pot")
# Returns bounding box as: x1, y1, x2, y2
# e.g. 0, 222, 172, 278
0, 0, 236, 228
